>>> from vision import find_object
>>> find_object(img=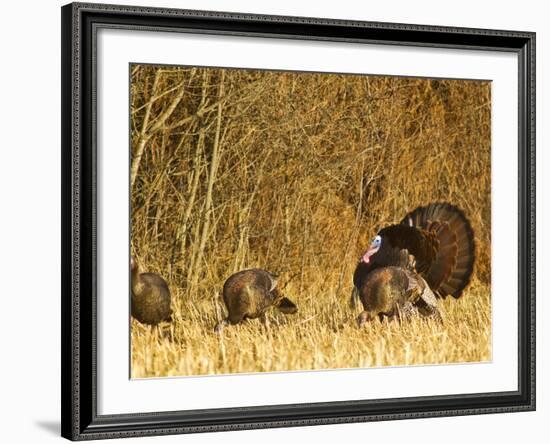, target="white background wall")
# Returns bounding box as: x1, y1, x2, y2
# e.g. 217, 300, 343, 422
0, 0, 545, 442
